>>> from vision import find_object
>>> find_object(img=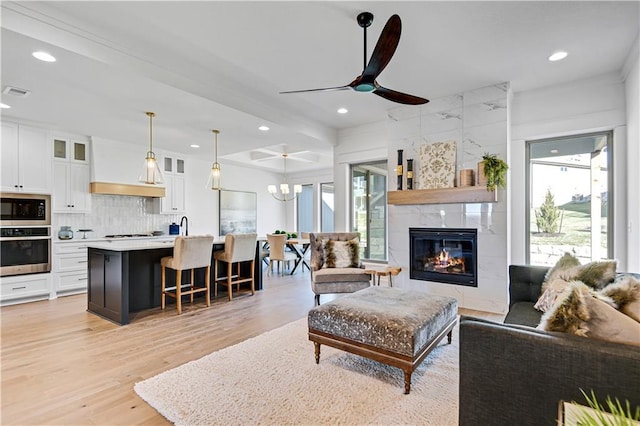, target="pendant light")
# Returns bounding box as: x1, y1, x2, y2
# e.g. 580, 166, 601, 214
207, 129, 221, 190
268, 153, 302, 201
139, 112, 163, 184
